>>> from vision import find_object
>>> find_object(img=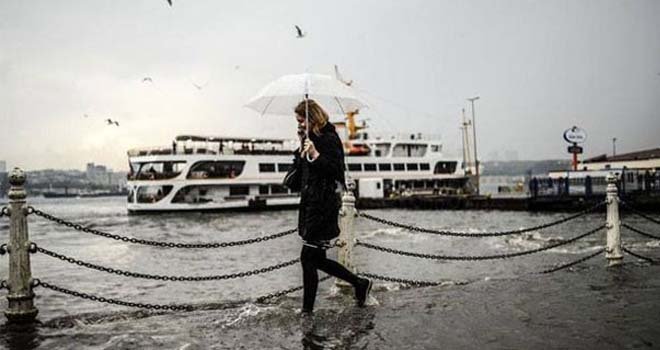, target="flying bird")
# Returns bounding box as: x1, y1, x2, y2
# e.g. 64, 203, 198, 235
84, 114, 89, 118
105, 118, 119, 126
334, 65, 354, 86
192, 81, 209, 90
142, 77, 153, 83
166, 0, 172, 6
113, 121, 120, 126
294, 25, 306, 38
